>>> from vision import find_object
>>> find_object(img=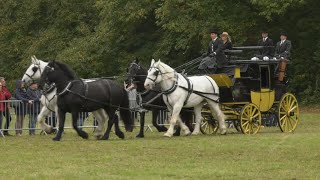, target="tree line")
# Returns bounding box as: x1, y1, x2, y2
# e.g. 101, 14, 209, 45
0, 0, 319, 105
